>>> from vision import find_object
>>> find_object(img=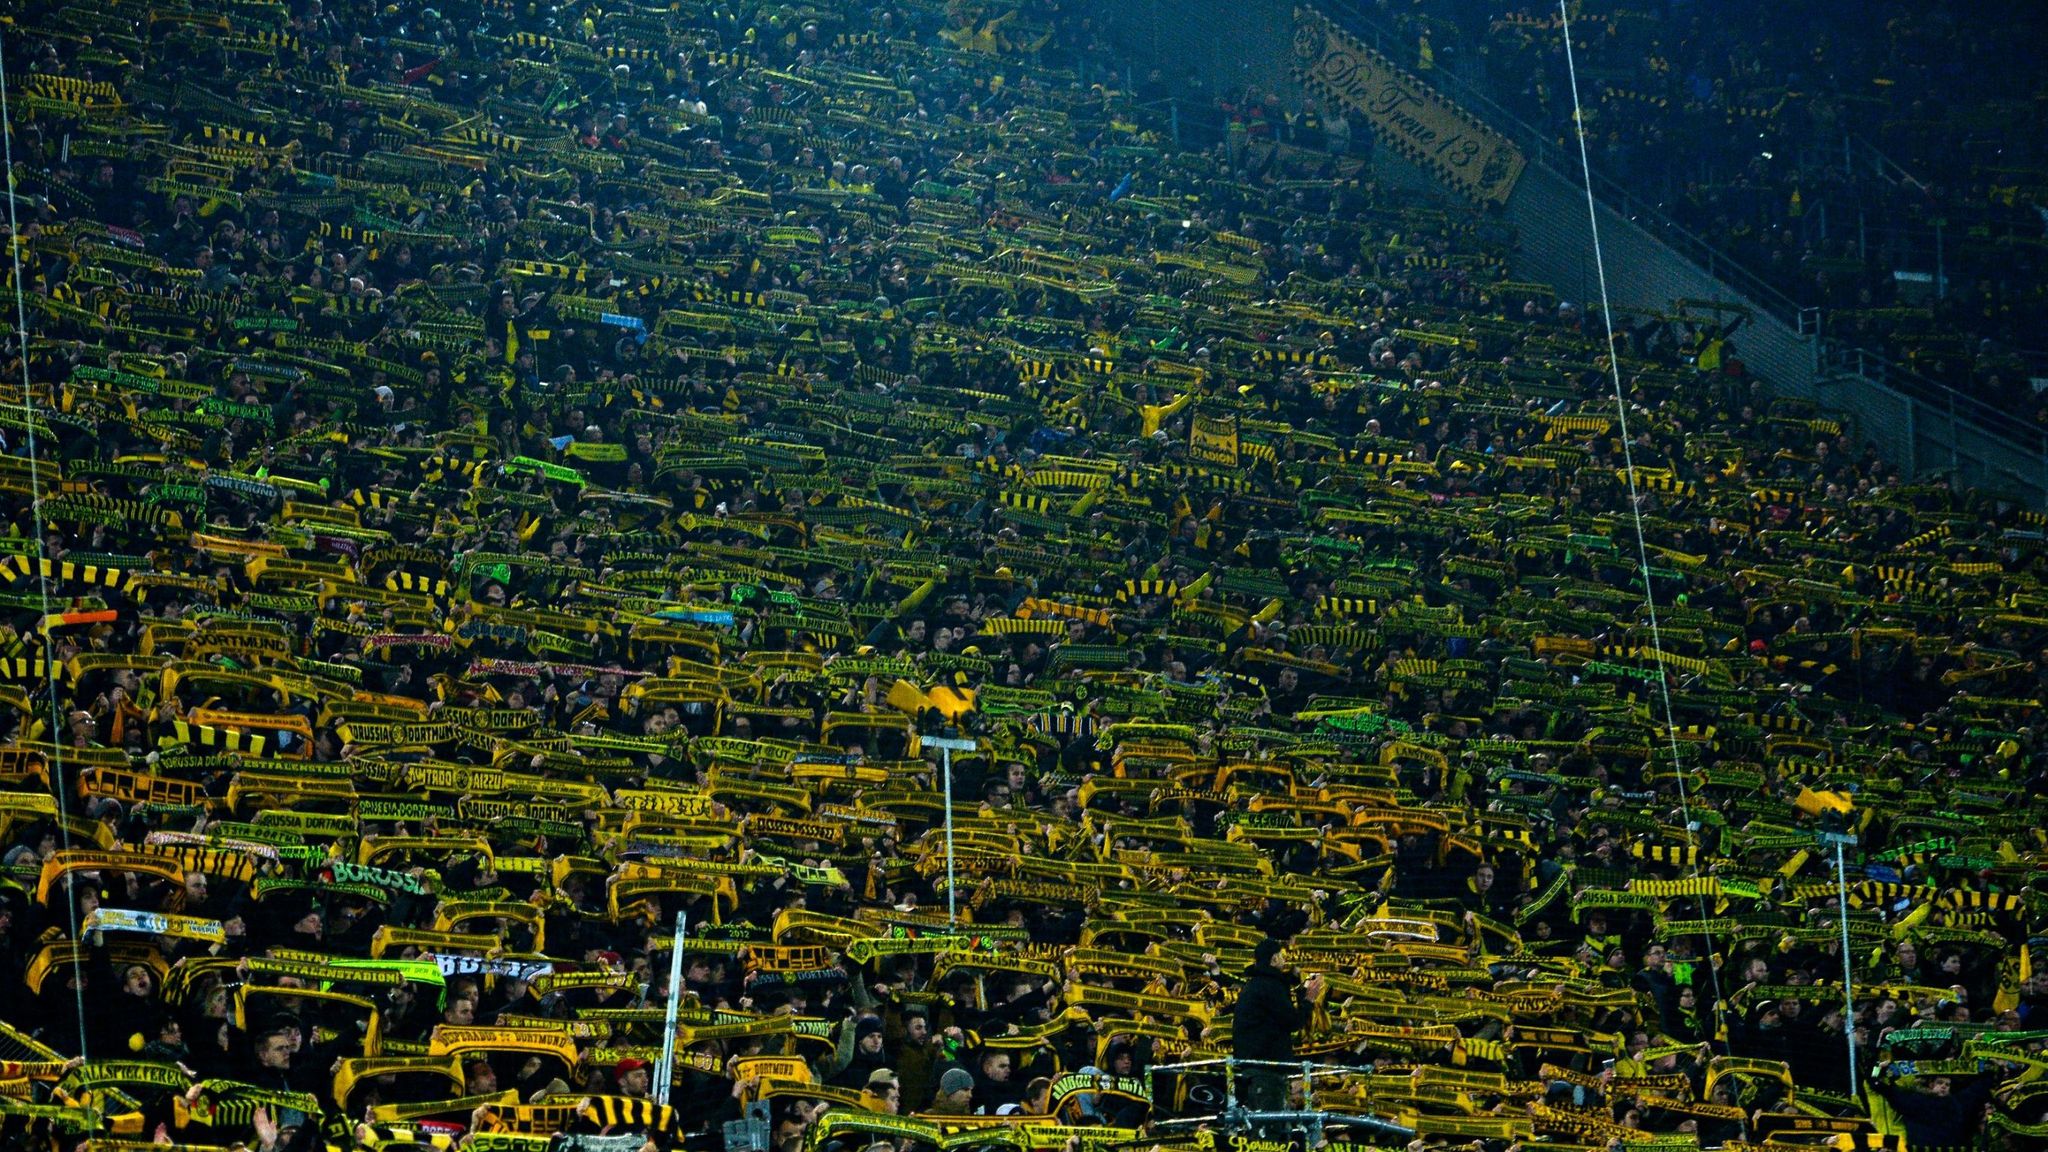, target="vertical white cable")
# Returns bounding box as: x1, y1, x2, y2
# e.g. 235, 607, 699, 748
1833, 836, 1858, 1087
0, 29, 93, 1059
1555, 1, 1725, 1015
654, 911, 688, 1106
